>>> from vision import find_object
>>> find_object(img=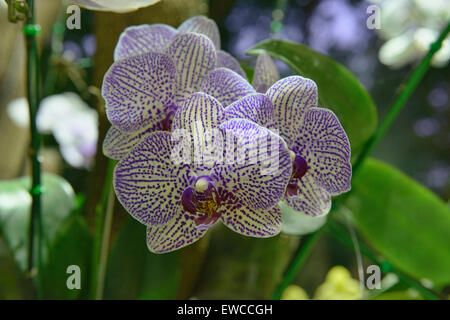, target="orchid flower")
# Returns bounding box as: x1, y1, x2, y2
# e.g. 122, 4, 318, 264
113, 92, 292, 253
70, 0, 160, 13
252, 52, 280, 93
7, 93, 98, 169
113, 15, 247, 78
225, 76, 352, 217
103, 17, 254, 160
